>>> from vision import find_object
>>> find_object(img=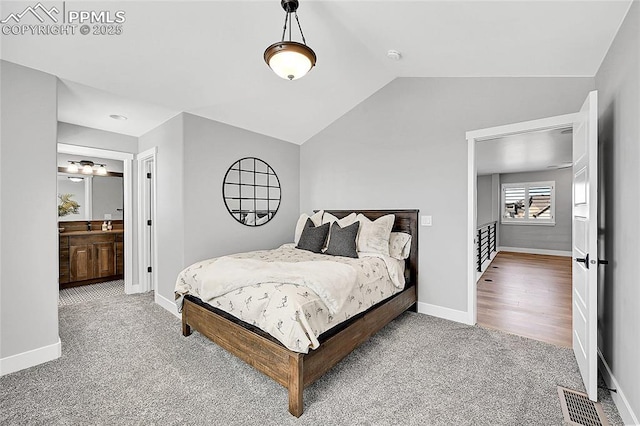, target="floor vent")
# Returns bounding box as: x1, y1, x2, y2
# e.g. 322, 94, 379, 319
557, 386, 609, 426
